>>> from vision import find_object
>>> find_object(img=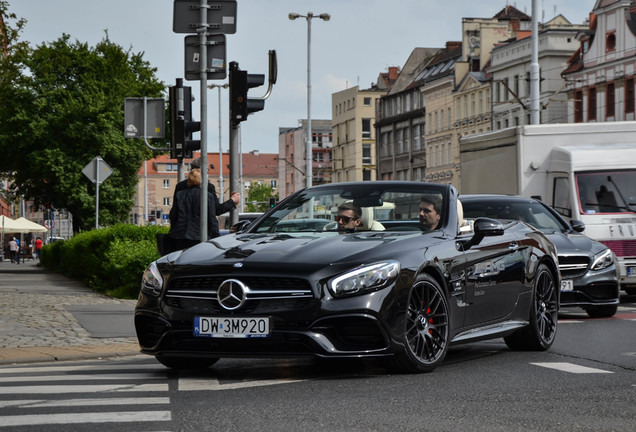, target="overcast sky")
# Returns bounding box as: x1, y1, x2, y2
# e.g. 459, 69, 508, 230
9, 0, 594, 155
